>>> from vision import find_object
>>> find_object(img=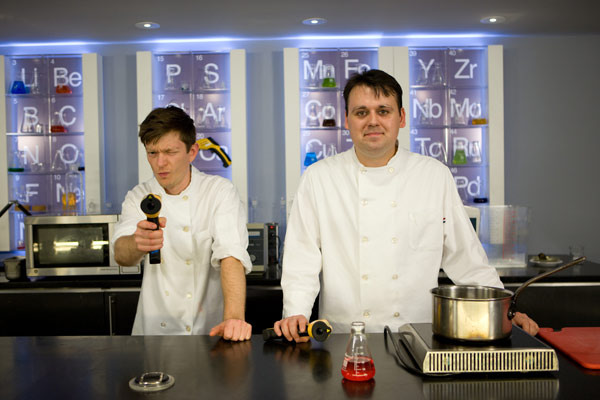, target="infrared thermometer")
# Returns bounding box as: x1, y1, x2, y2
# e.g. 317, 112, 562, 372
140, 194, 162, 264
